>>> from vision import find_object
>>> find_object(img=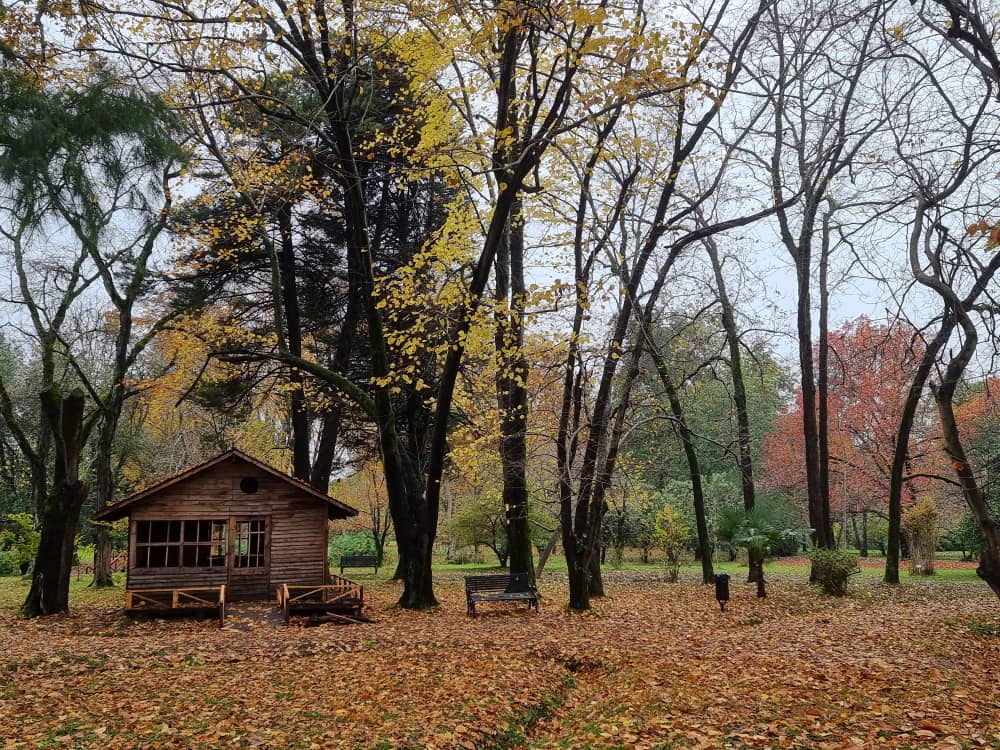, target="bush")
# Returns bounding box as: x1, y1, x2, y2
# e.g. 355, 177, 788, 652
0, 550, 18, 576
809, 548, 859, 596
655, 504, 689, 583
328, 531, 377, 562
0, 512, 38, 571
